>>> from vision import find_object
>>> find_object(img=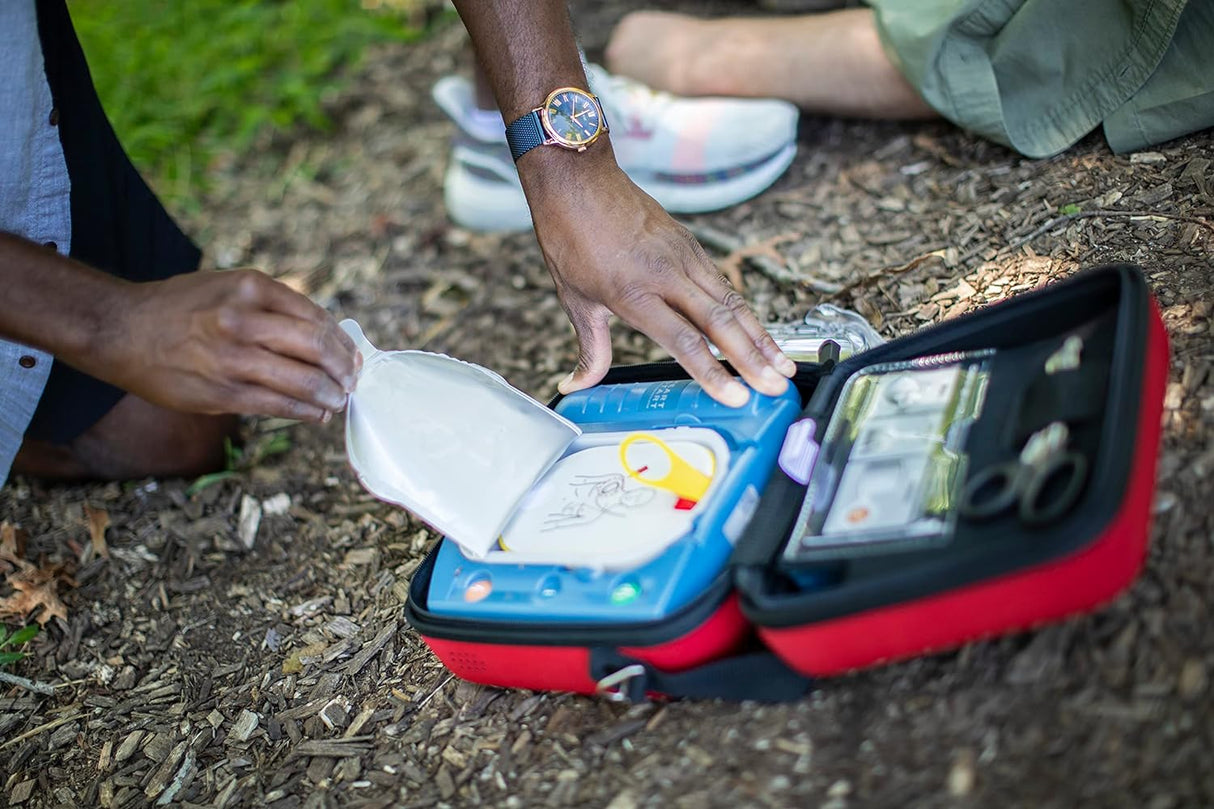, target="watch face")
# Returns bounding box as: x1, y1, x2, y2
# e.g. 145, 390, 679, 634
541, 87, 604, 149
